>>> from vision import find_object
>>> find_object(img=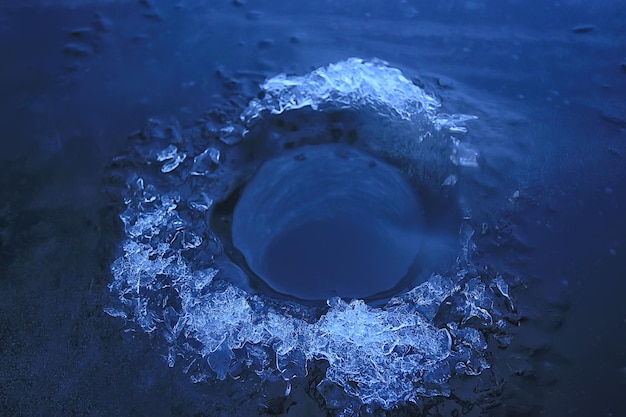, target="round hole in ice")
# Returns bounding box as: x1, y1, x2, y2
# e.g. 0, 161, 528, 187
107, 59, 504, 412
232, 143, 423, 300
